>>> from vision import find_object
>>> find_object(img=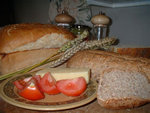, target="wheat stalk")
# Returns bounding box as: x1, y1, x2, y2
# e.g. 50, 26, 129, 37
49, 41, 87, 67
58, 30, 89, 53
84, 37, 116, 50
48, 38, 117, 67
